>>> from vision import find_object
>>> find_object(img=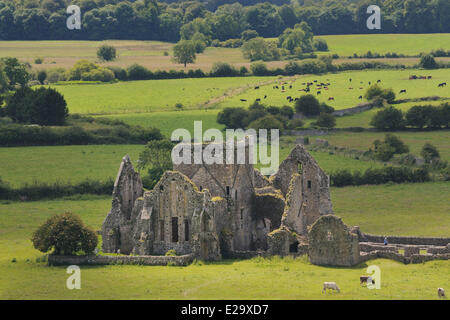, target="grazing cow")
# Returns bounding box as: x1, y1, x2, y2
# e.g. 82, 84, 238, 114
255, 98, 261, 102
349, 78, 352, 82
255, 86, 260, 89
328, 97, 334, 101
359, 87, 364, 89
286, 96, 292, 100
377, 80, 381, 83
282, 86, 285, 90
438, 82, 447, 87
240, 99, 247, 102
400, 89, 407, 93
438, 288, 445, 298
359, 95, 363, 99
294, 98, 299, 101
314, 80, 317, 82
322, 282, 340, 293
264, 95, 267, 99
368, 81, 371, 85
289, 85, 292, 89
317, 91, 321, 95
427, 76, 432, 79
360, 276, 375, 285
349, 87, 353, 90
